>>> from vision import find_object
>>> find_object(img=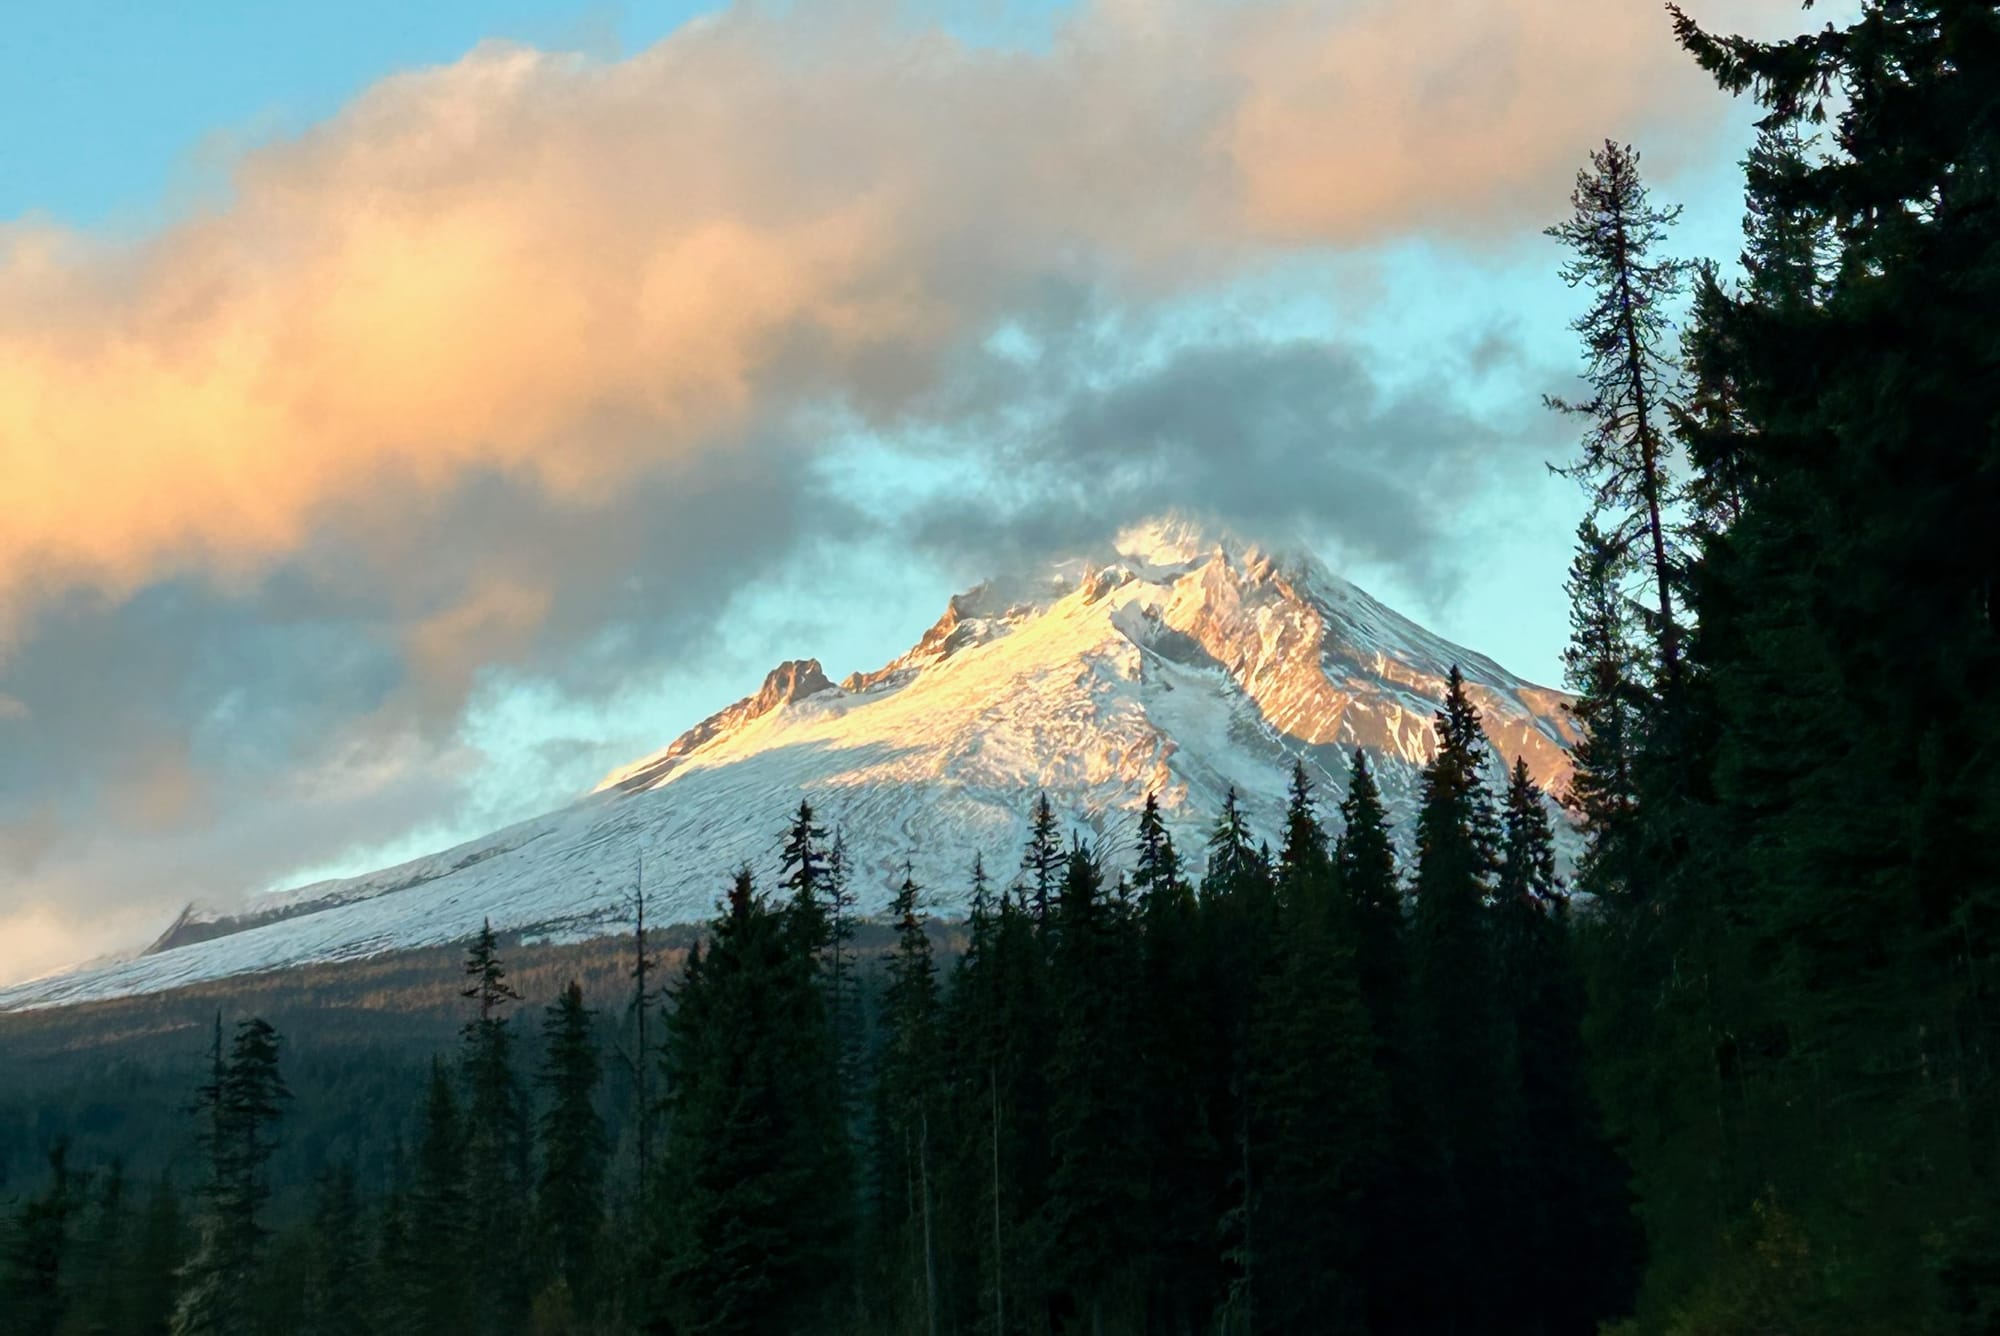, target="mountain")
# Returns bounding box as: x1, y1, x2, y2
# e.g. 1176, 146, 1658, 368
0, 516, 1578, 1011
